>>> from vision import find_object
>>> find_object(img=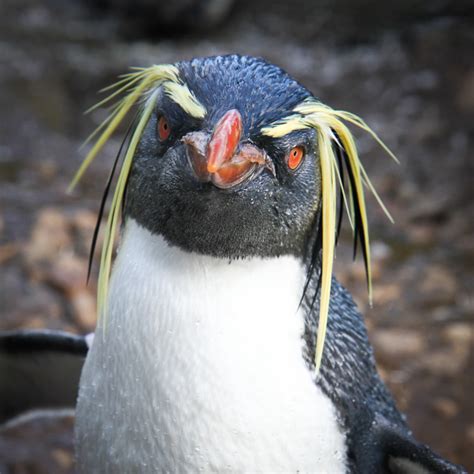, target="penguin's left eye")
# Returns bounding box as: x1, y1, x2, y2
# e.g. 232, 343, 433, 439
286, 146, 305, 171
158, 116, 171, 141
